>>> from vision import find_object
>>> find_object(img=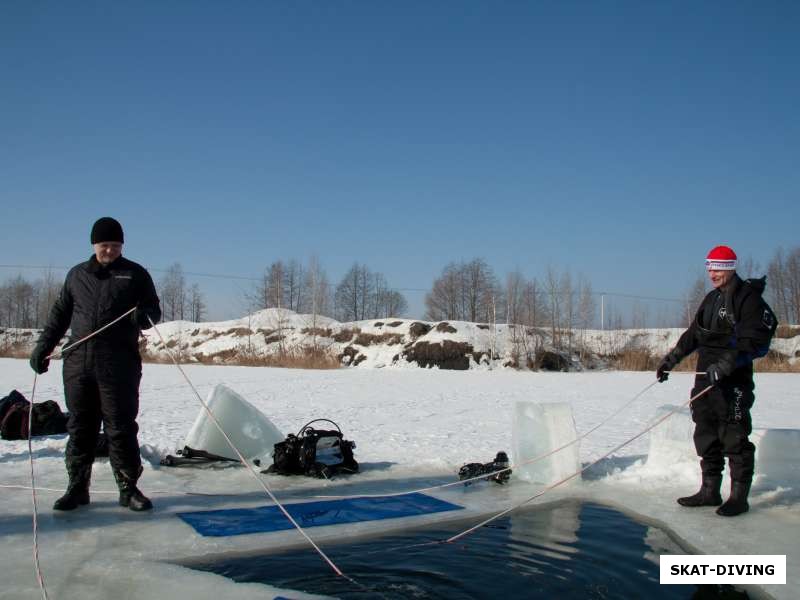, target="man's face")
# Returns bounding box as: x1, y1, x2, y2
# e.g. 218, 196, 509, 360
93, 242, 123, 265
708, 269, 734, 289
